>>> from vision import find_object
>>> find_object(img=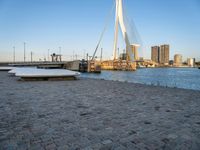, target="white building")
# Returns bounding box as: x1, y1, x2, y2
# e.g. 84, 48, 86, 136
187, 58, 195, 67
174, 54, 182, 67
